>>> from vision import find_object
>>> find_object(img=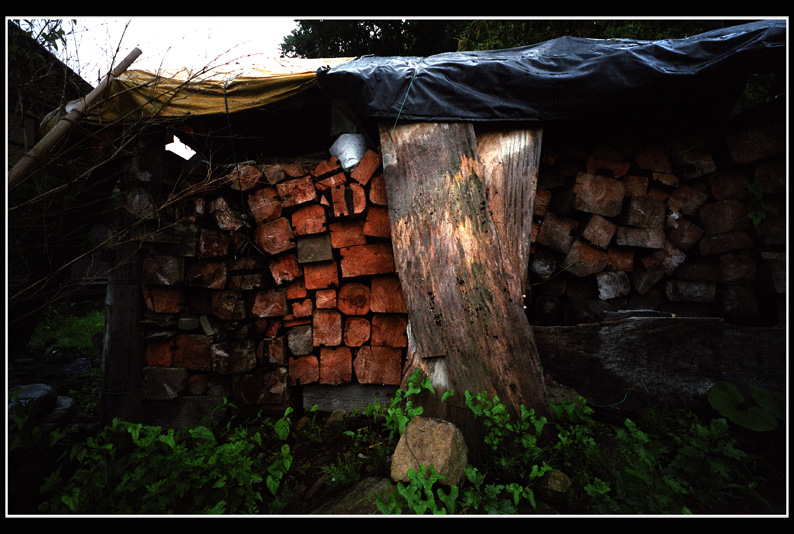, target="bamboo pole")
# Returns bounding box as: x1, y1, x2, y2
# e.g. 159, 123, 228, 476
8, 47, 143, 191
